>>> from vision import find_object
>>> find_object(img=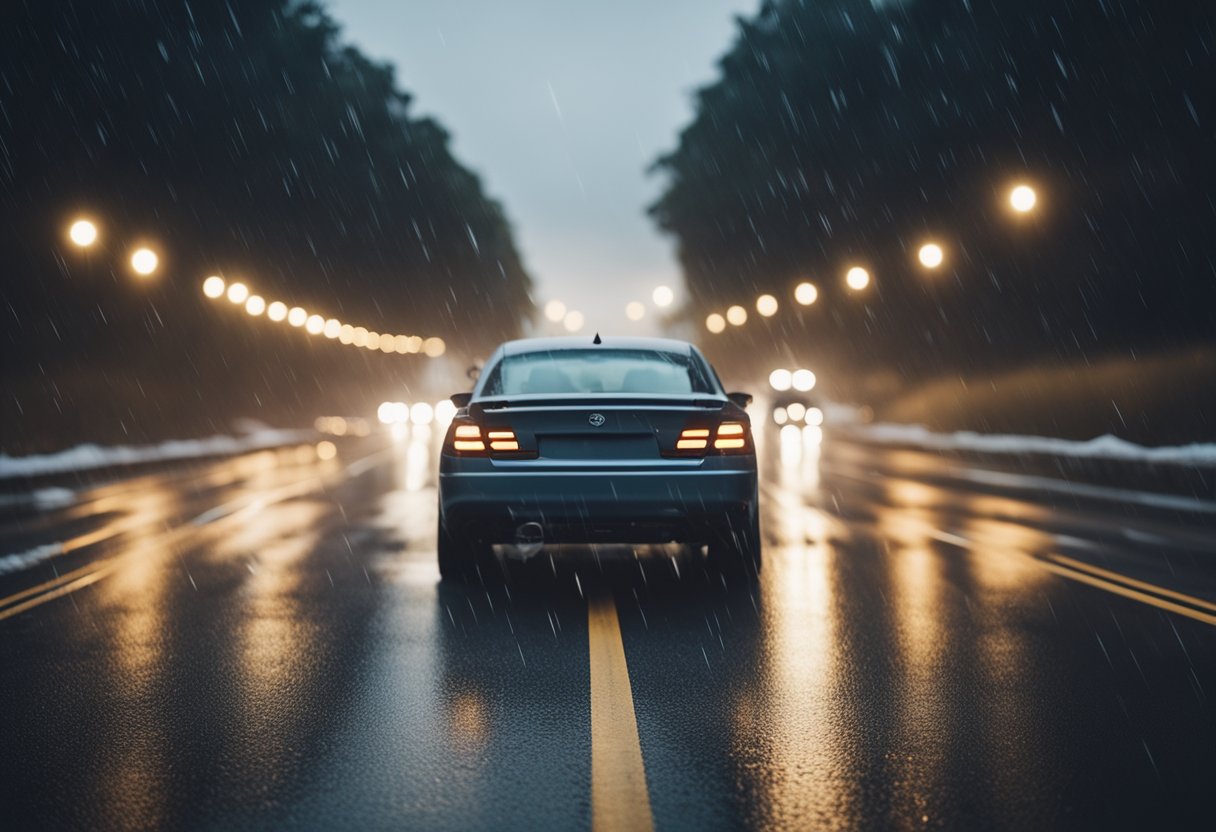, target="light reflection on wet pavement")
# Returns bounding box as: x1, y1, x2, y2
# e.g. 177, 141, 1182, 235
0, 425, 1213, 829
